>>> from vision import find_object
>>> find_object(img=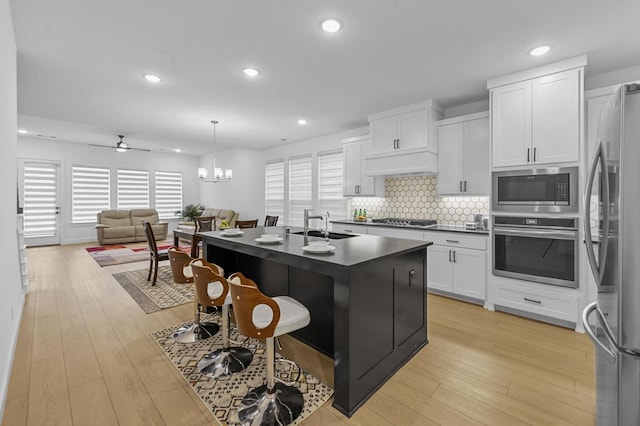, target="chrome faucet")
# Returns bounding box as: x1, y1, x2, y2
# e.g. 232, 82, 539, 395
303, 209, 324, 238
